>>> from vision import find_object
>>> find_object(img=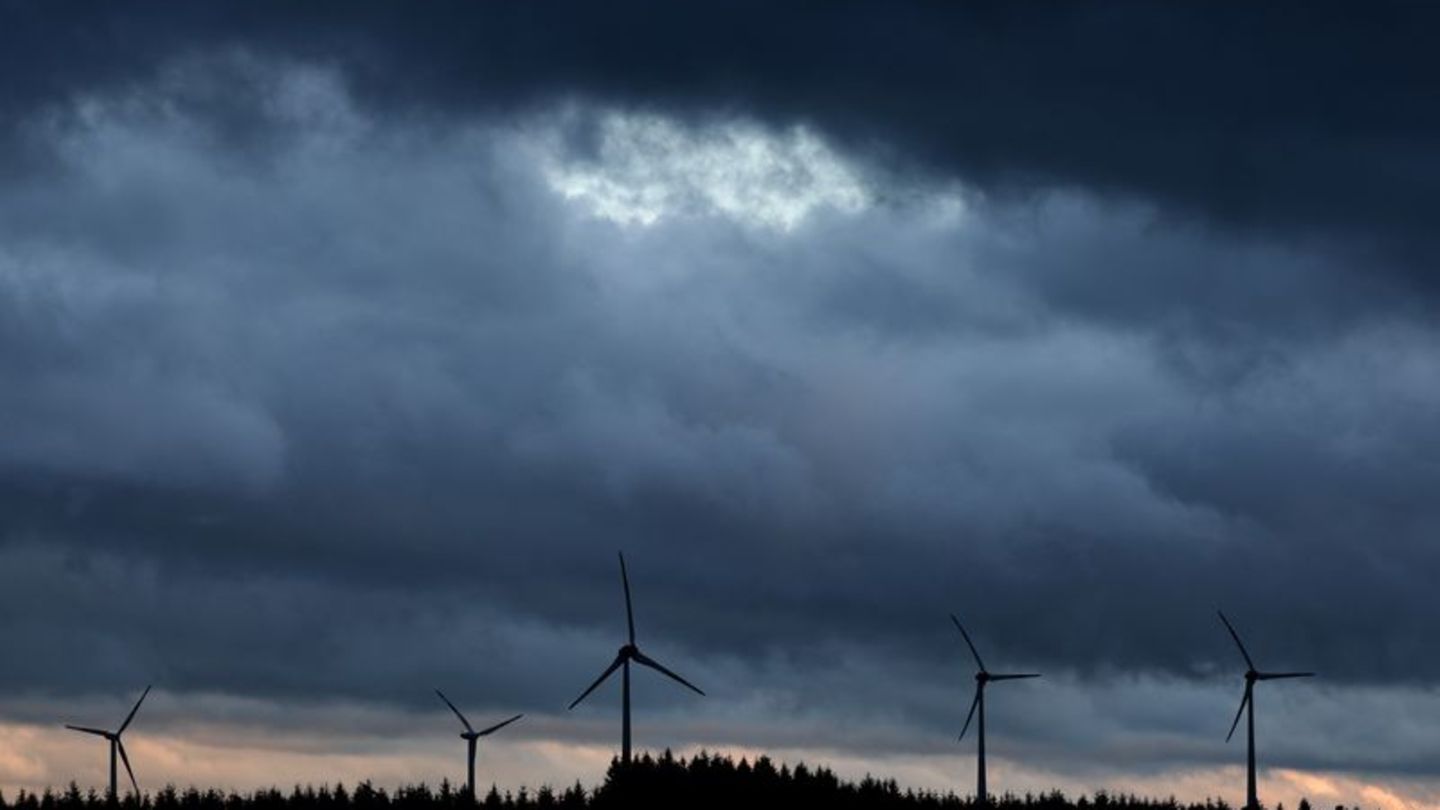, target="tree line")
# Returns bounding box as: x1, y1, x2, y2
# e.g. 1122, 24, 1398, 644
0, 751, 1353, 810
